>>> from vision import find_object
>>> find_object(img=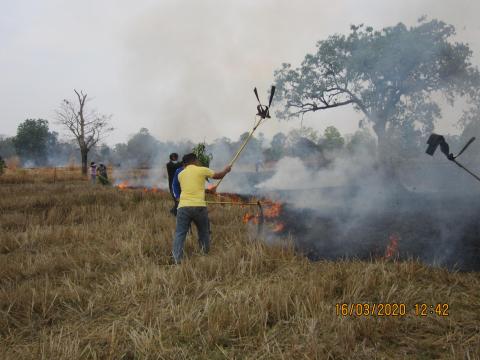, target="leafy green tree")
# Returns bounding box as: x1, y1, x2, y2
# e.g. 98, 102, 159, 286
238, 132, 250, 143
271, 132, 287, 150
257, 132, 266, 148
99, 144, 111, 159
126, 128, 159, 168
46, 131, 59, 153
192, 142, 213, 167
14, 119, 50, 166
233, 132, 262, 165
112, 143, 128, 165
275, 19, 479, 157
288, 126, 318, 144
323, 126, 345, 150
458, 98, 480, 163
0, 135, 17, 159
265, 132, 287, 161
0, 155, 5, 174
387, 120, 424, 161
346, 129, 377, 155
